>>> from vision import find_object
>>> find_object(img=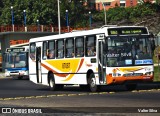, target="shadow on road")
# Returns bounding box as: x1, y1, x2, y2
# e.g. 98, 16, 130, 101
37, 81, 160, 93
